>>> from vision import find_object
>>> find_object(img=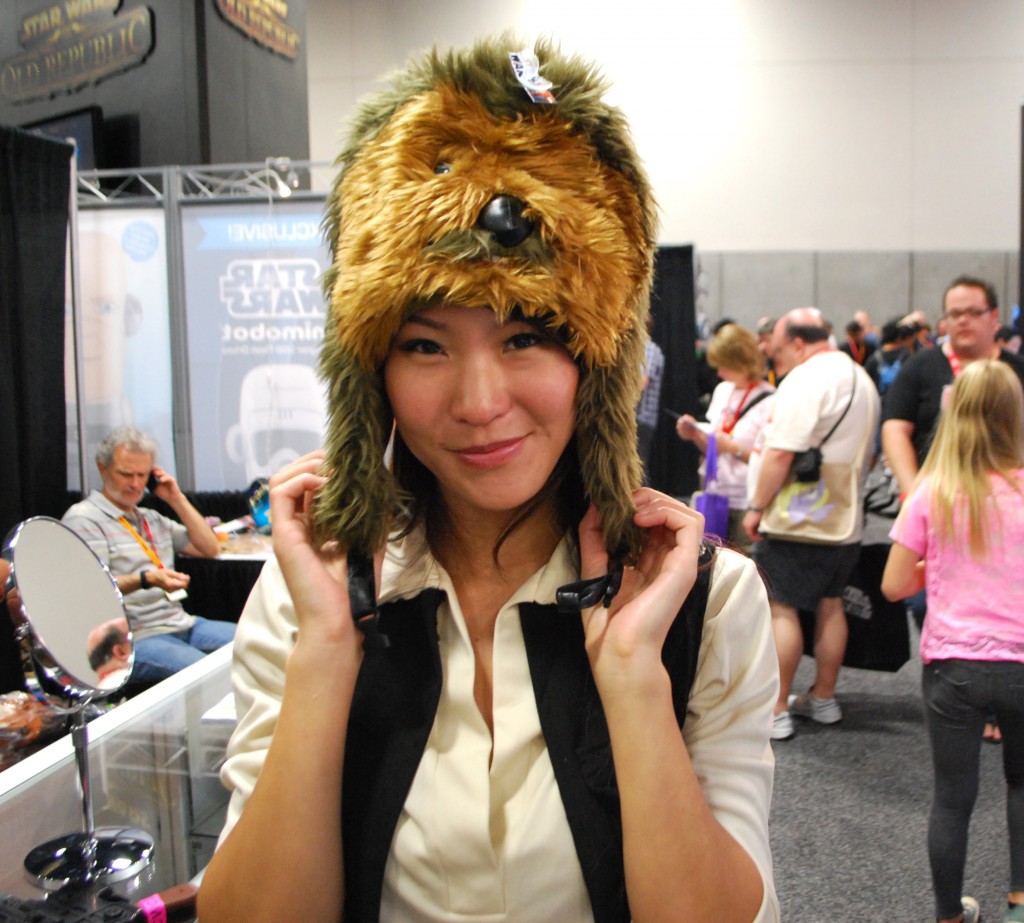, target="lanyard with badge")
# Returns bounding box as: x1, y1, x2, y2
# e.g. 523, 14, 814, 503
118, 515, 188, 602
